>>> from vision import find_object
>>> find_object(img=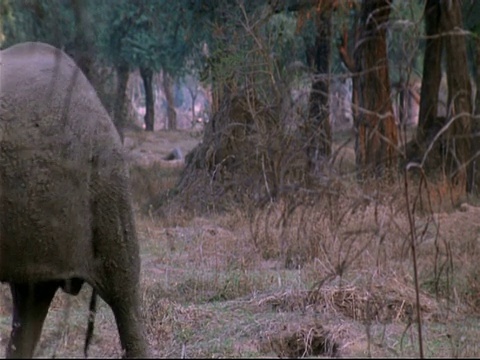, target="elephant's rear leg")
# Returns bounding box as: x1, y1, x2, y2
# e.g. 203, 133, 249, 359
103, 289, 148, 358
6, 281, 59, 358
